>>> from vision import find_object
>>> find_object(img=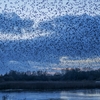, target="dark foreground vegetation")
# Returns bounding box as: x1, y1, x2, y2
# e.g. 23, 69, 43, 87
0, 81, 100, 90
1, 68, 100, 81
1, 68, 100, 90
